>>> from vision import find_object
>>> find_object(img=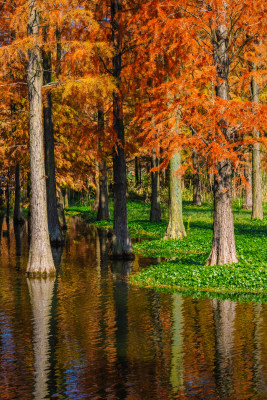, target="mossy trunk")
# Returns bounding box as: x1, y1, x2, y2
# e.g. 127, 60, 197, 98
150, 150, 161, 222
207, 19, 238, 266
111, 0, 133, 259
251, 68, 263, 220
165, 152, 186, 239
192, 150, 202, 206
43, 48, 63, 245
26, 1, 55, 276
13, 164, 24, 225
